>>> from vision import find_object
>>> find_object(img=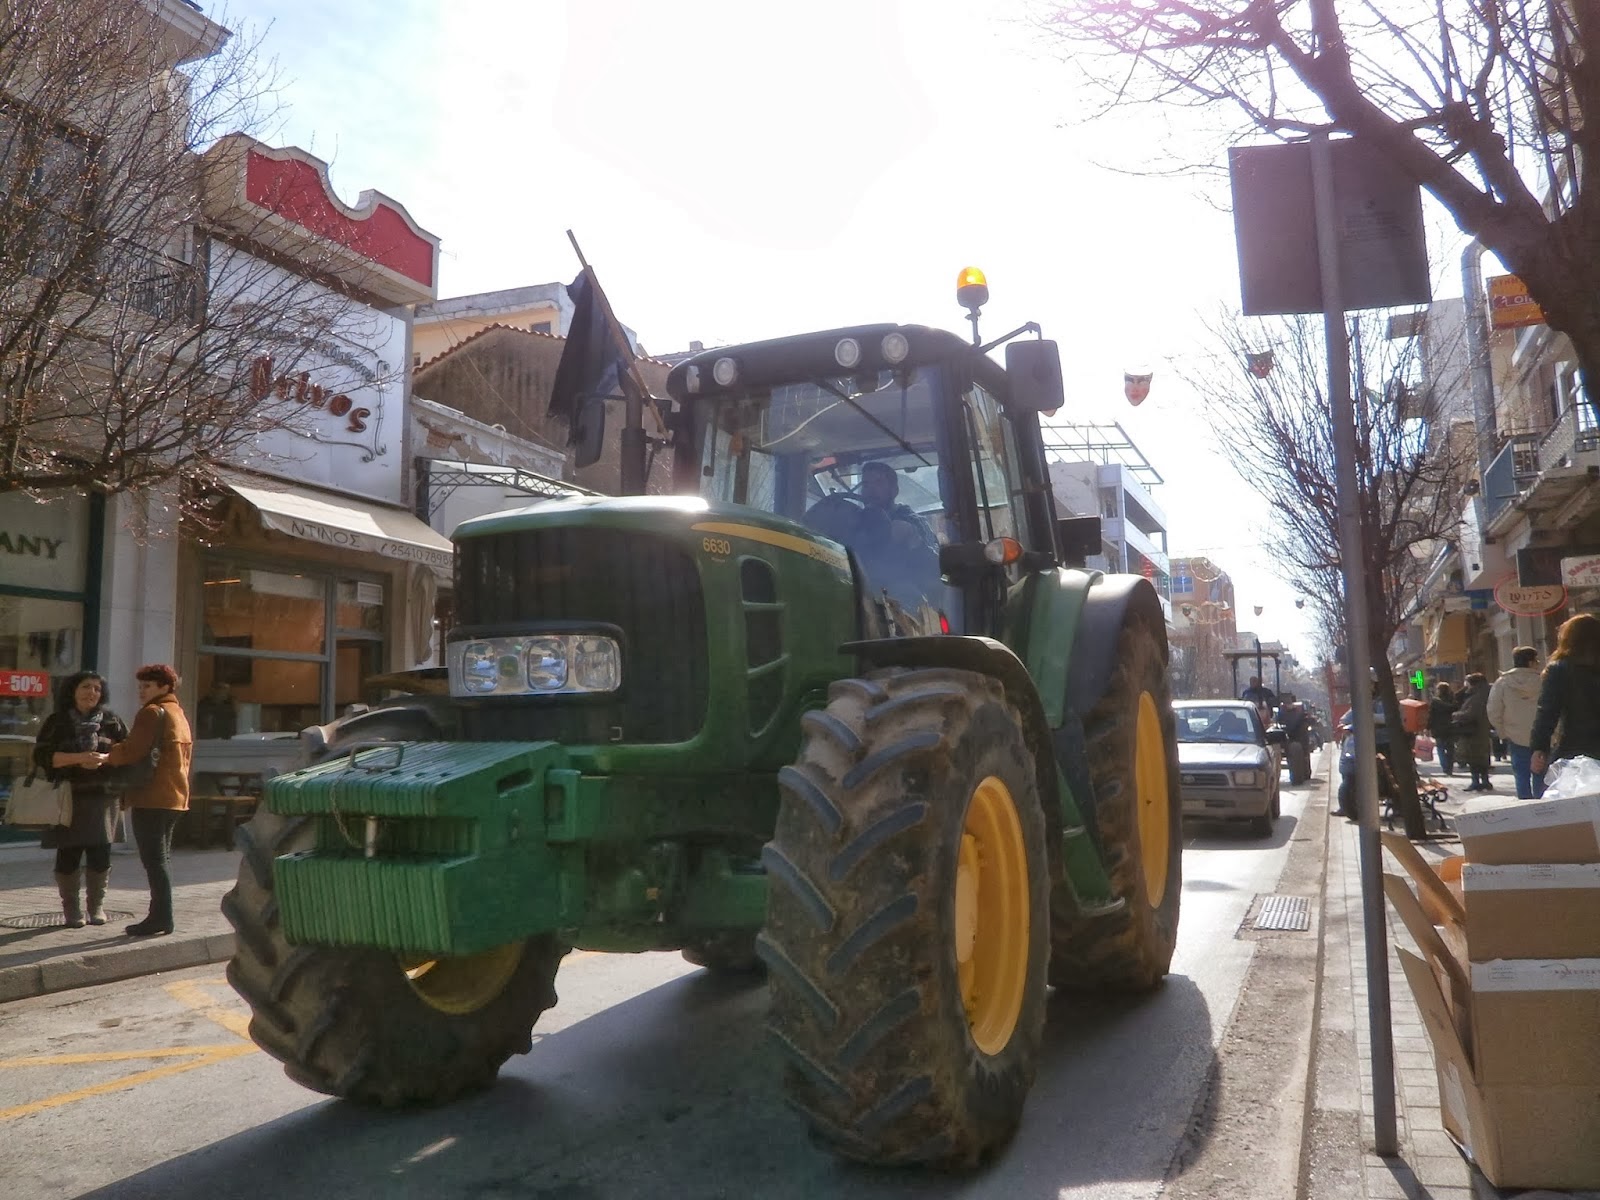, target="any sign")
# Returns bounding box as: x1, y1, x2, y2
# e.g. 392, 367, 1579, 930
0, 670, 50, 697
1563, 555, 1600, 589
1494, 578, 1567, 616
